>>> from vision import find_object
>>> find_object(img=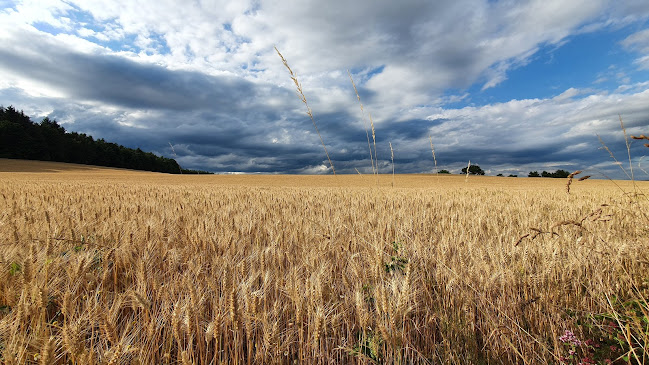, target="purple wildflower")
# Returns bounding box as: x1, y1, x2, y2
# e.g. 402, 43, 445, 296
559, 330, 582, 346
